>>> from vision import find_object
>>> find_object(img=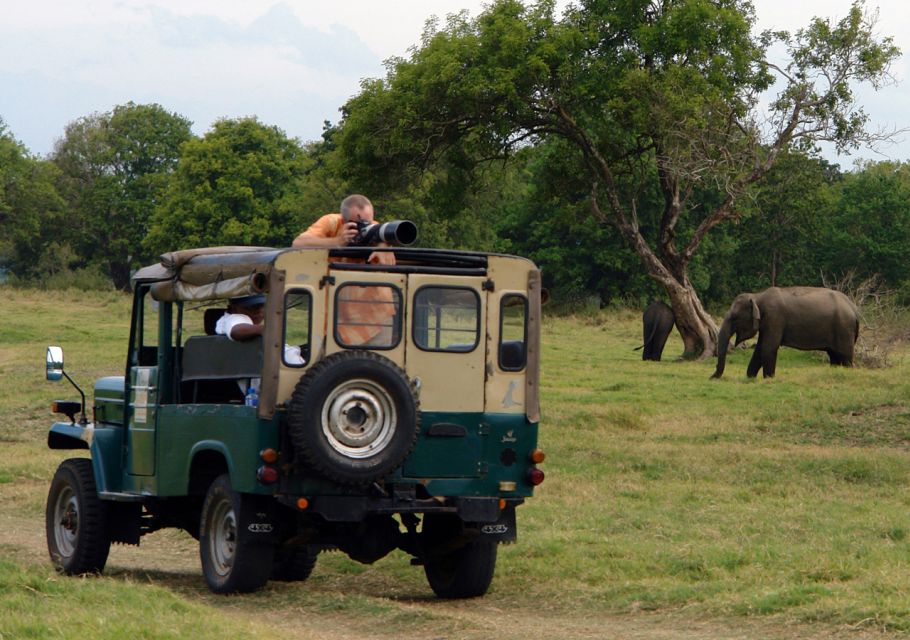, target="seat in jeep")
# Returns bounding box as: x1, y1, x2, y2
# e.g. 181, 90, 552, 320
180, 335, 263, 403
